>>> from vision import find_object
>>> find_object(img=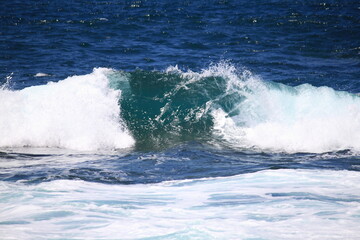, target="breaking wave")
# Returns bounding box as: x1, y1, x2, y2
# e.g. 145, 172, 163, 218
109, 62, 360, 153
2, 63, 360, 153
